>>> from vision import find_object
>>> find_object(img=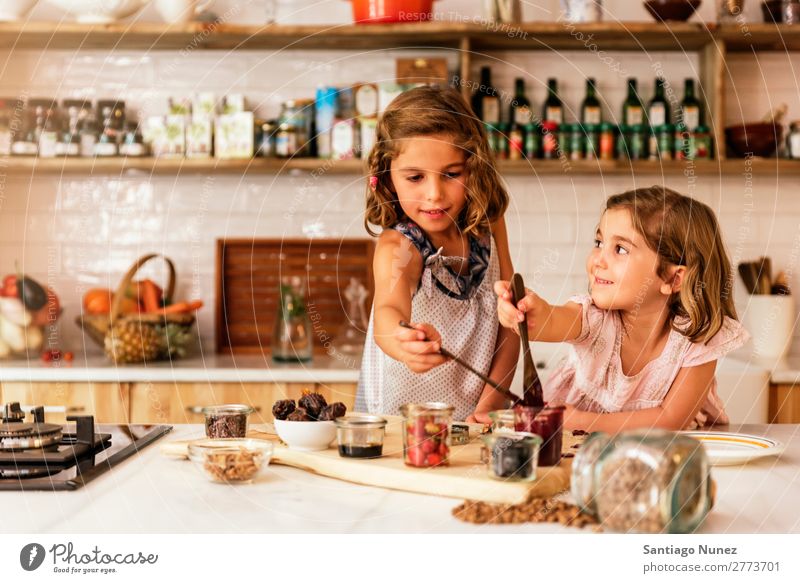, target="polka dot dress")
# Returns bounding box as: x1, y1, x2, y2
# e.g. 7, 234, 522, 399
355, 226, 500, 421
